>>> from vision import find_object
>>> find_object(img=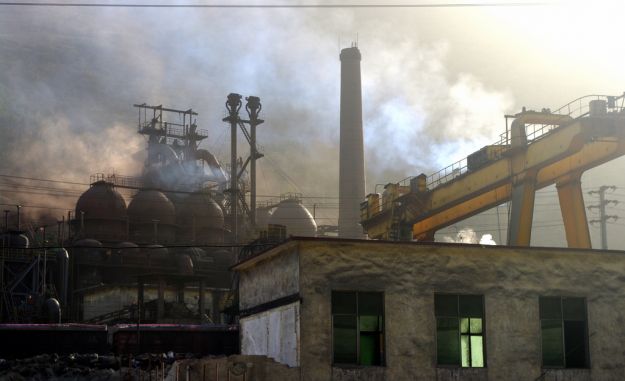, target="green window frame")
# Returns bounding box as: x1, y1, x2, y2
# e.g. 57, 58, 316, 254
331, 291, 385, 366
539, 296, 589, 368
435, 294, 485, 367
